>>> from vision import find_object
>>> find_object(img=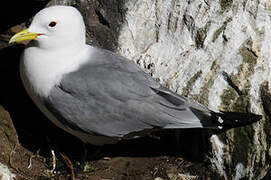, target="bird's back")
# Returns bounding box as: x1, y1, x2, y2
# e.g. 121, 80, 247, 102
43, 47, 211, 140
